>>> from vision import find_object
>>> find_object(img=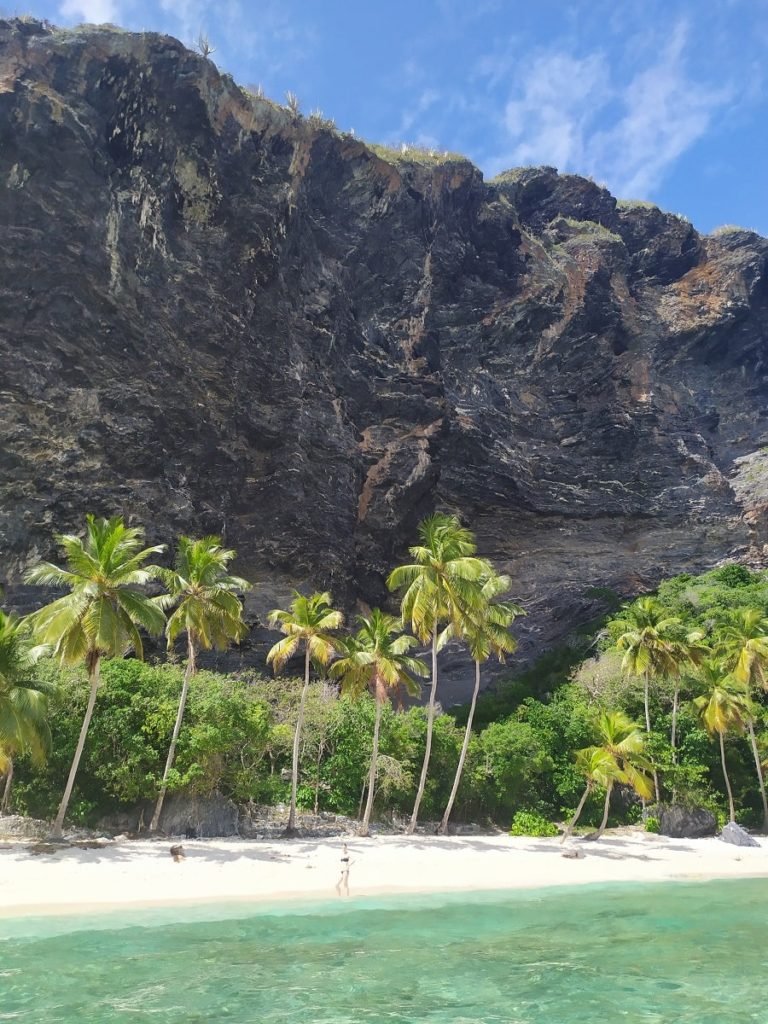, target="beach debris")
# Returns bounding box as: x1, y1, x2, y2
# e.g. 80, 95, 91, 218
561, 846, 585, 859
720, 822, 760, 848
170, 844, 186, 862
